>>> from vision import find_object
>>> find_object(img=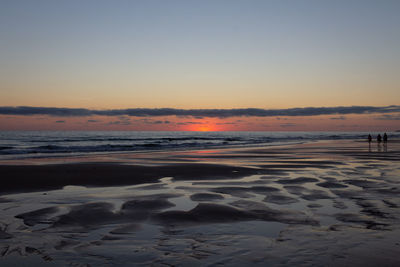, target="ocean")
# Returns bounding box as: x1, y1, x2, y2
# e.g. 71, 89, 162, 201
0, 131, 398, 160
